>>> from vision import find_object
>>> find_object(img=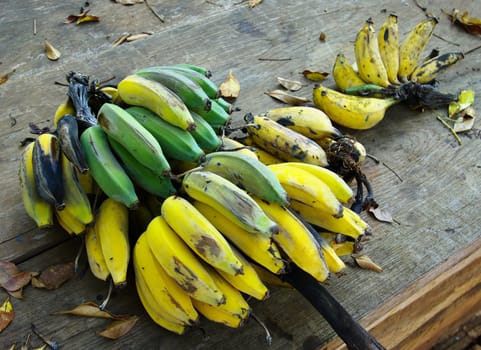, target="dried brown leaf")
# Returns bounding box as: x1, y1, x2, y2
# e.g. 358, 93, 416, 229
112, 33, 129, 47
0, 297, 14, 333
0, 261, 37, 296
125, 32, 152, 42
446, 9, 481, 36
368, 204, 393, 223
277, 77, 303, 91
31, 262, 75, 290
45, 40, 61, 61
52, 301, 130, 320
0, 70, 15, 85
302, 70, 329, 82
248, 0, 263, 8
115, 0, 144, 4
76, 14, 100, 24
319, 32, 327, 42
219, 69, 240, 98
353, 254, 383, 272
265, 89, 310, 105
98, 315, 139, 339
453, 106, 476, 132
64, 10, 100, 25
